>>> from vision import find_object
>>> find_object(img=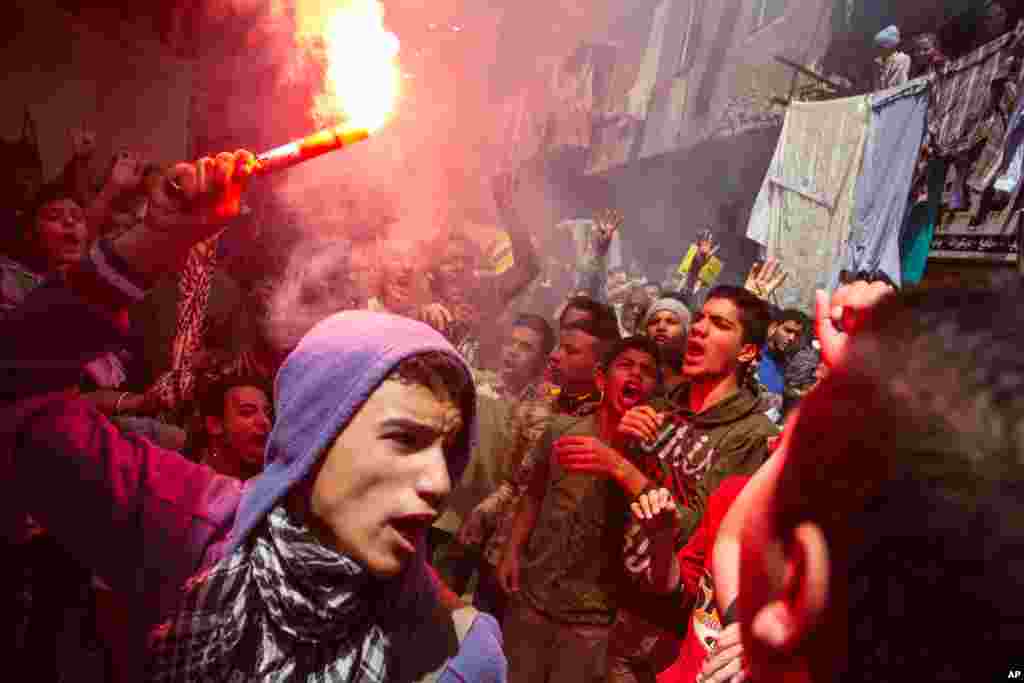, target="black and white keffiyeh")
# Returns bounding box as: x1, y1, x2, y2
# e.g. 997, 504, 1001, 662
148, 505, 394, 682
